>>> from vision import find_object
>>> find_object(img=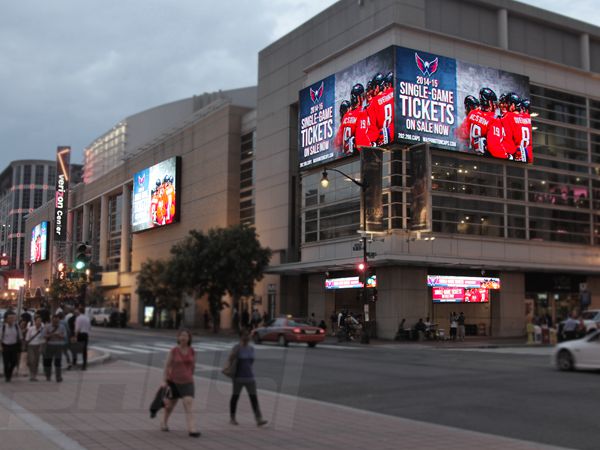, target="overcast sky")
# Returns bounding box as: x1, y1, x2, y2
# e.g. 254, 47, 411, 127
0, 0, 597, 171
